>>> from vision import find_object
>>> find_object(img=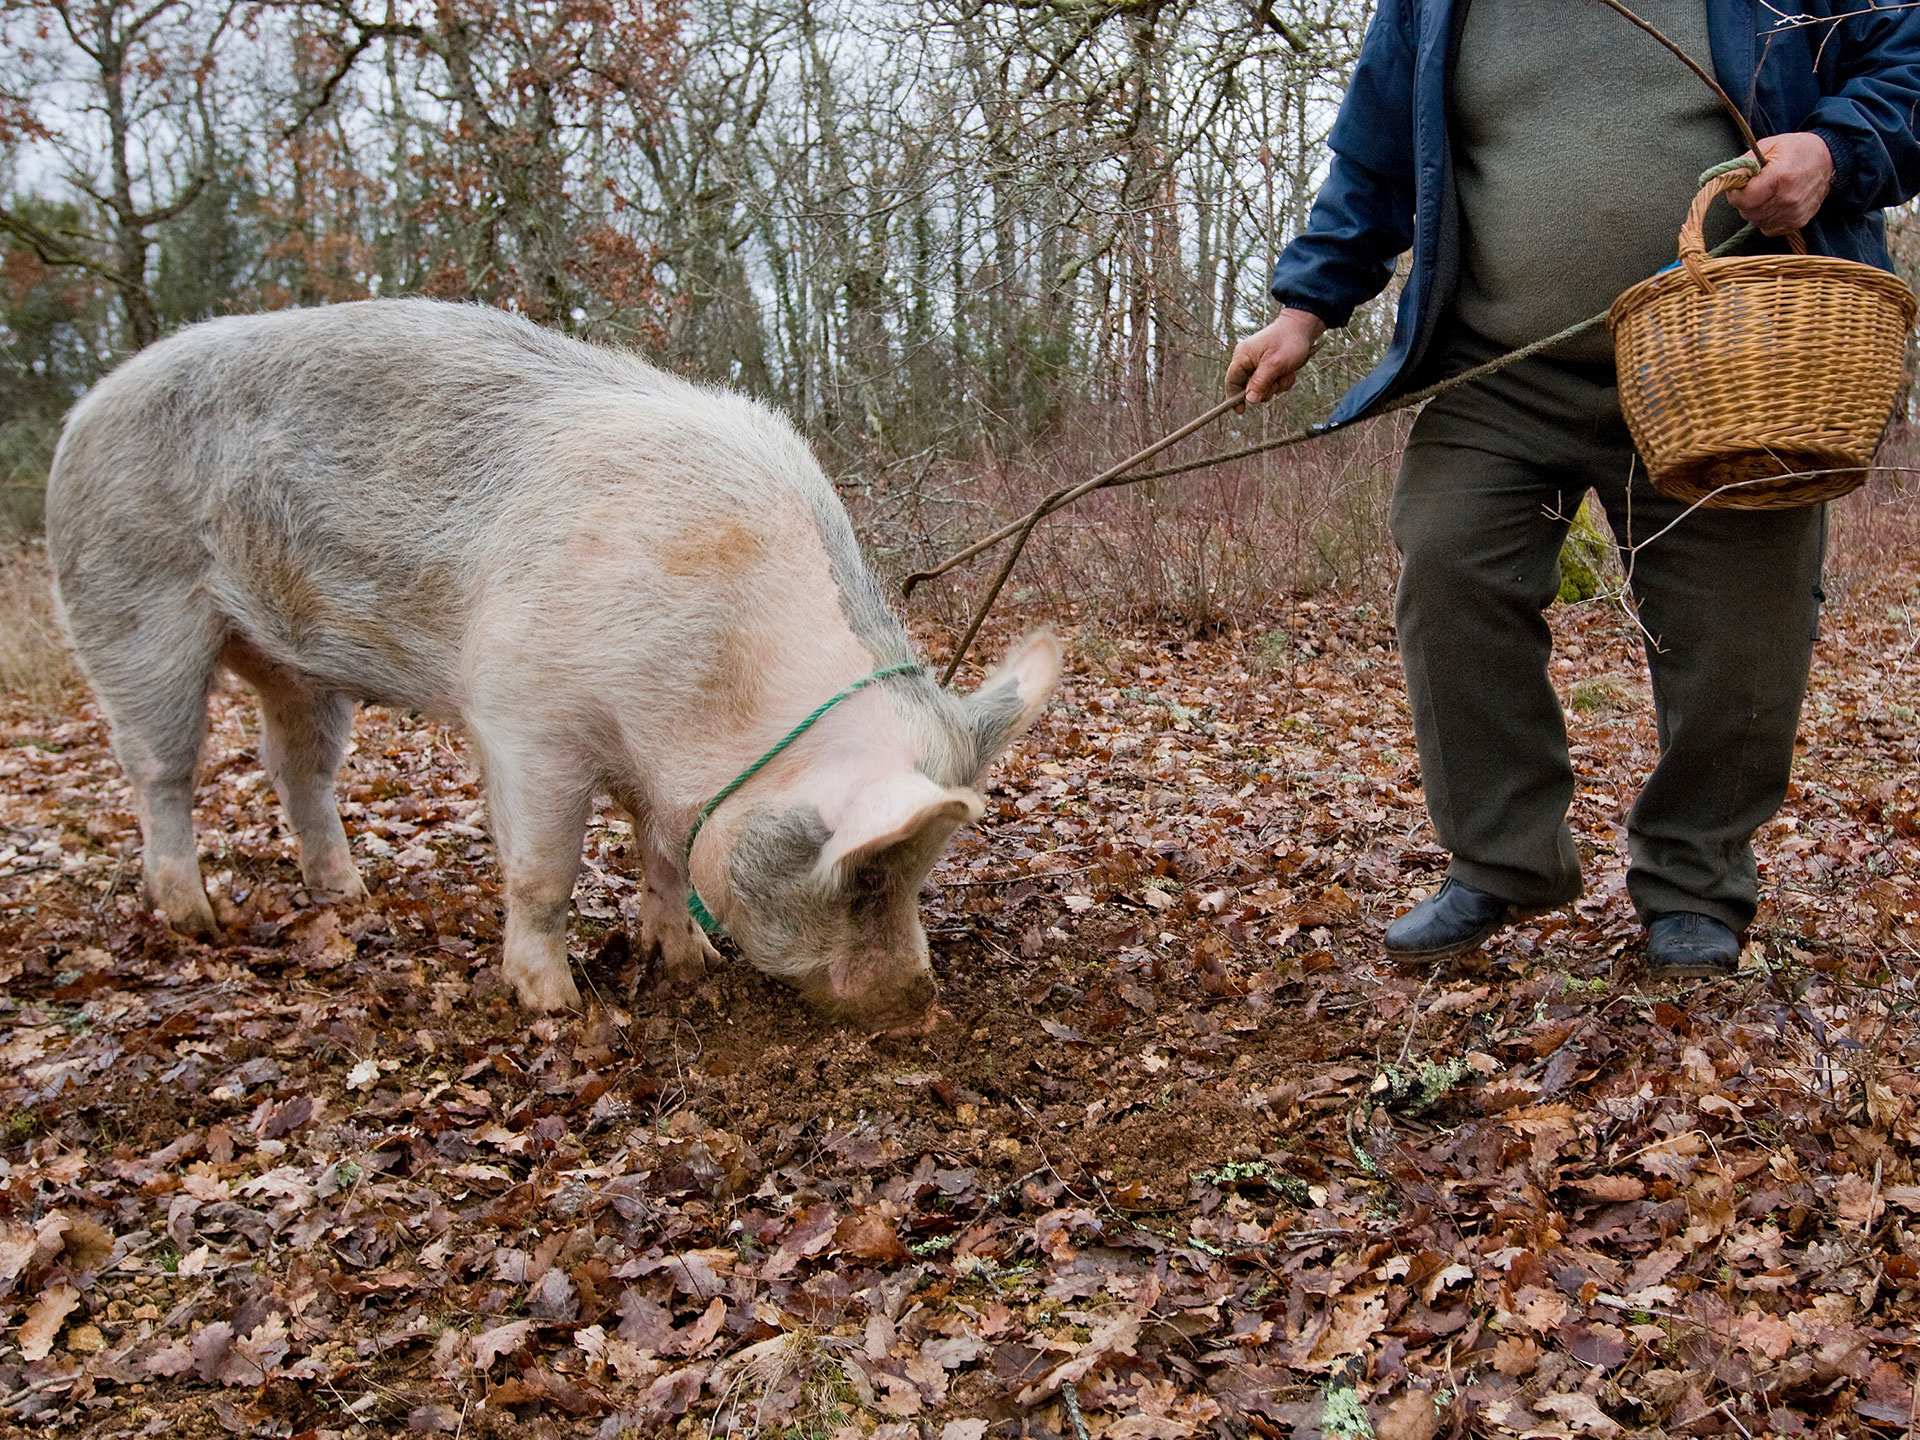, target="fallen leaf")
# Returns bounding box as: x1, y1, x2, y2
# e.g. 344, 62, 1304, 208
145, 1340, 193, 1376
835, 1205, 908, 1262
528, 1268, 577, 1321
1306, 1291, 1386, 1369
1492, 1334, 1540, 1376
1569, 1175, 1646, 1202
922, 1334, 985, 1370
190, 1321, 236, 1382
666, 1297, 727, 1358
18, 1282, 80, 1361
1508, 1286, 1568, 1335
1374, 1388, 1442, 1440
472, 1319, 533, 1369
1735, 1311, 1795, 1361
1535, 1392, 1623, 1438
1834, 1172, 1883, 1230
1015, 1311, 1142, 1405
